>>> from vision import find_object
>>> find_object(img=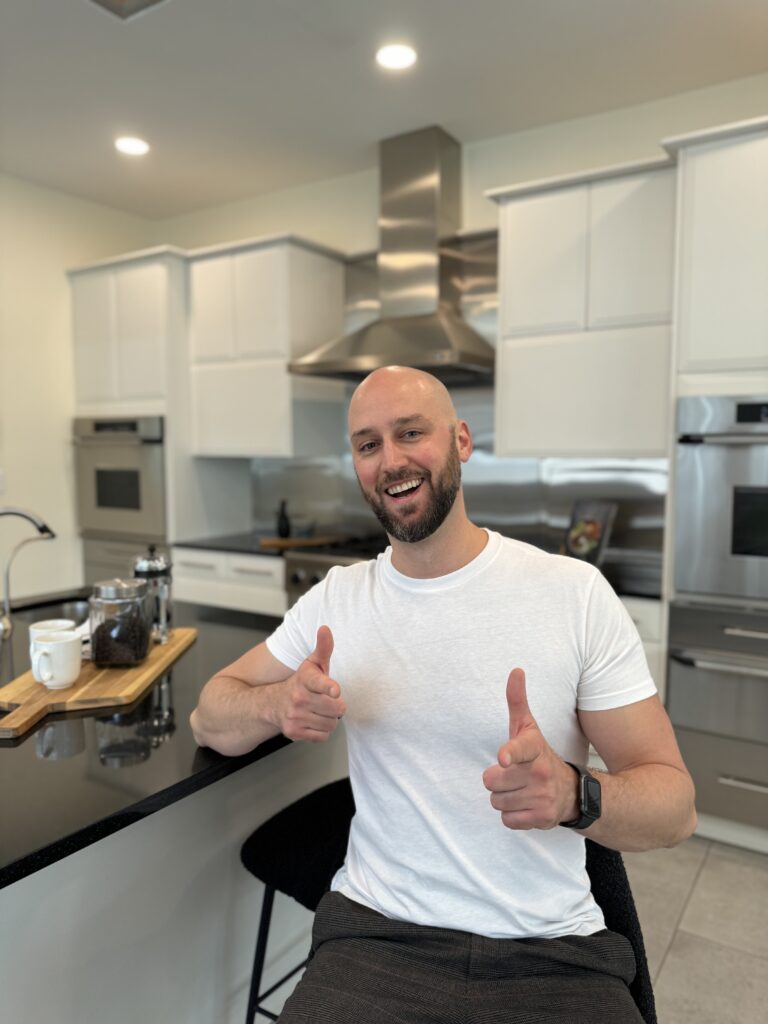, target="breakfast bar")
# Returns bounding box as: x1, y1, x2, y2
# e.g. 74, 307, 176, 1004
0, 595, 348, 1023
